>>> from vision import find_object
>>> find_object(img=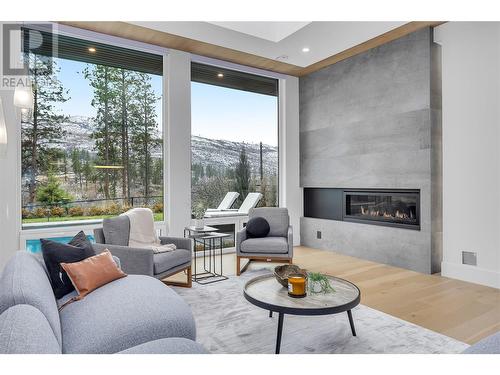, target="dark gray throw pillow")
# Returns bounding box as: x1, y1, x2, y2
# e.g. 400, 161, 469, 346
41, 231, 95, 299
69, 230, 93, 249
246, 217, 270, 238
102, 216, 130, 246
